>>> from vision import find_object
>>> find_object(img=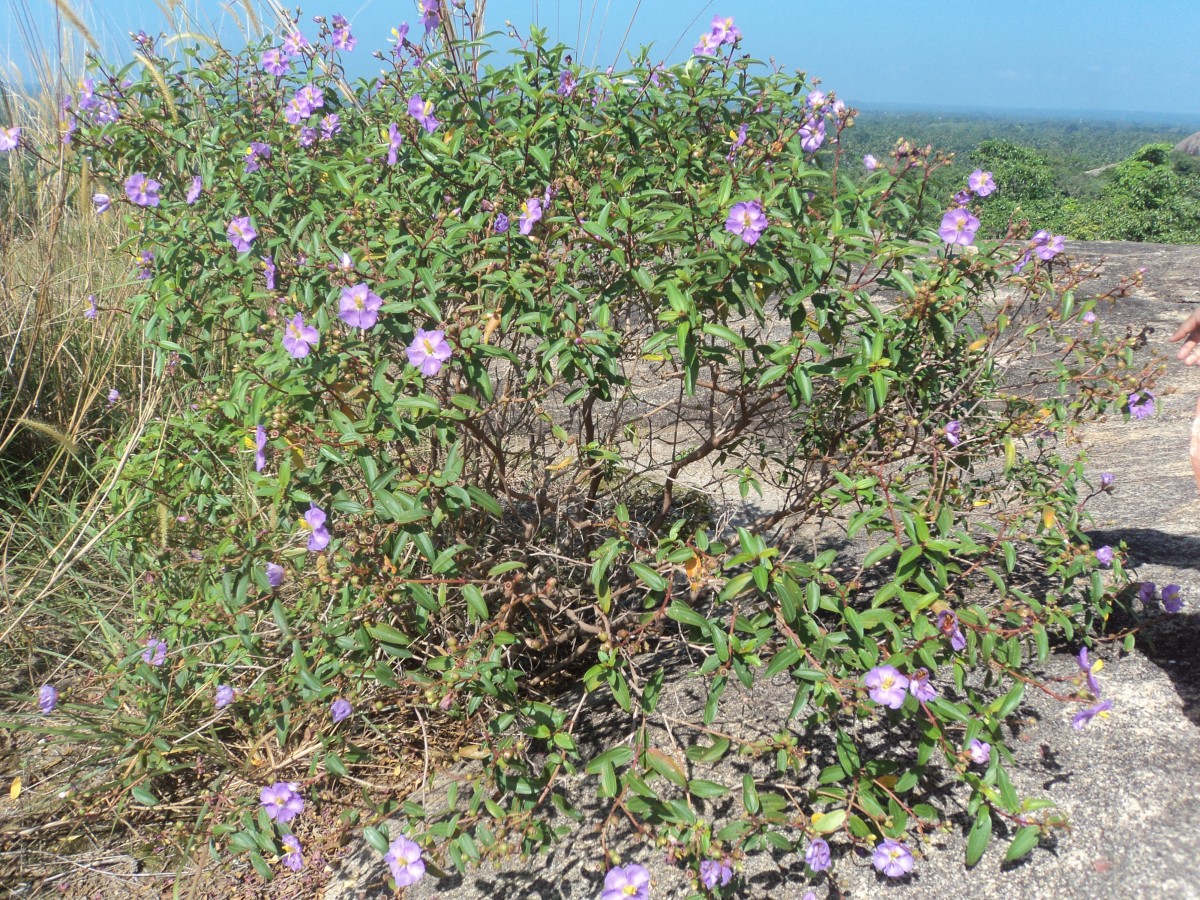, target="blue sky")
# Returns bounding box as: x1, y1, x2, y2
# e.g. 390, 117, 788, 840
2, 0, 1198, 120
